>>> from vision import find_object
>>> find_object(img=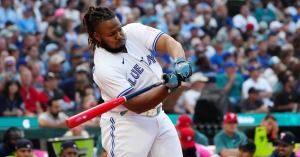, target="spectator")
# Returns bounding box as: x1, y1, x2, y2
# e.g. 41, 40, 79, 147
242, 64, 273, 108
19, 67, 43, 116
216, 61, 244, 107
38, 97, 68, 128
16, 6, 38, 34
8, 139, 34, 157
175, 72, 208, 114
274, 74, 299, 112
245, 114, 279, 144
175, 115, 209, 146
64, 0, 81, 27
233, 4, 259, 32
60, 64, 90, 104
239, 87, 269, 113
82, 85, 97, 111
214, 112, 246, 157
64, 125, 89, 138
0, 127, 23, 156
0, 80, 24, 117
262, 56, 284, 93
238, 139, 256, 157
270, 131, 296, 157
0, 0, 19, 28
178, 127, 212, 157
39, 72, 74, 111
3, 56, 18, 81
59, 140, 78, 157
